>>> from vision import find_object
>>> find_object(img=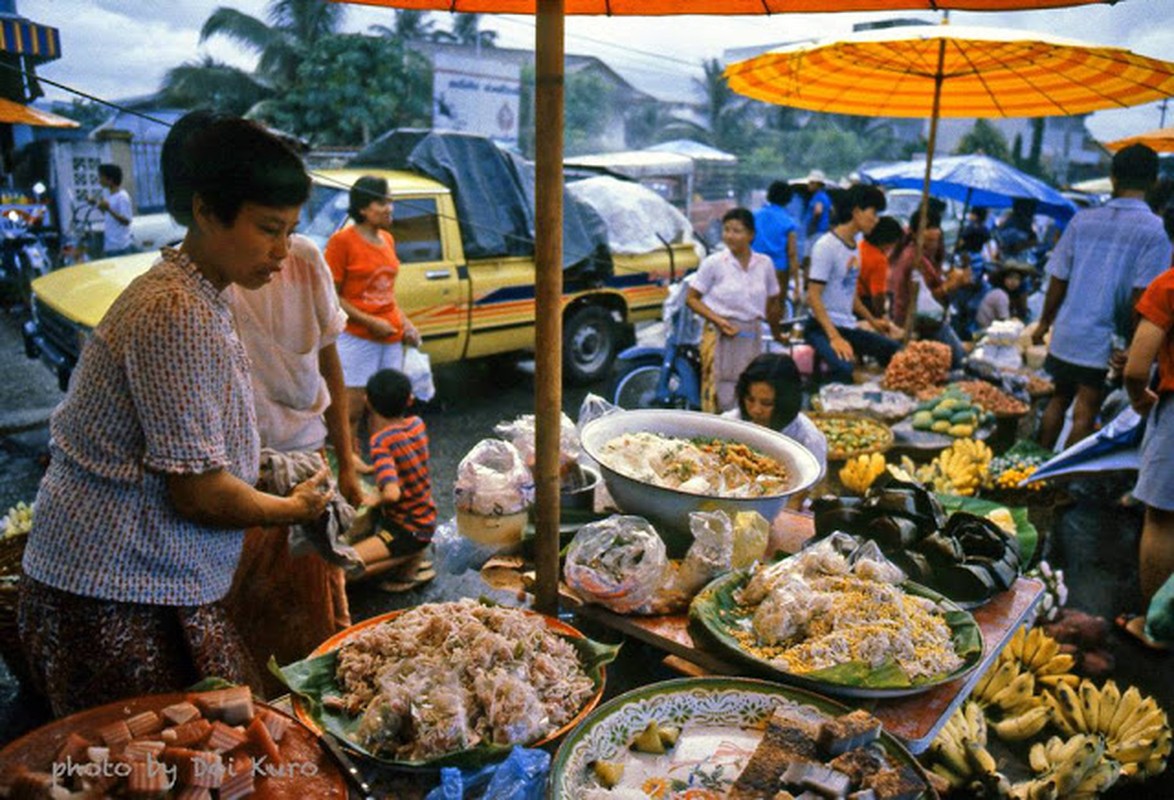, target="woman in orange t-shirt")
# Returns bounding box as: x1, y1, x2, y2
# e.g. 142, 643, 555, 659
325, 175, 419, 466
